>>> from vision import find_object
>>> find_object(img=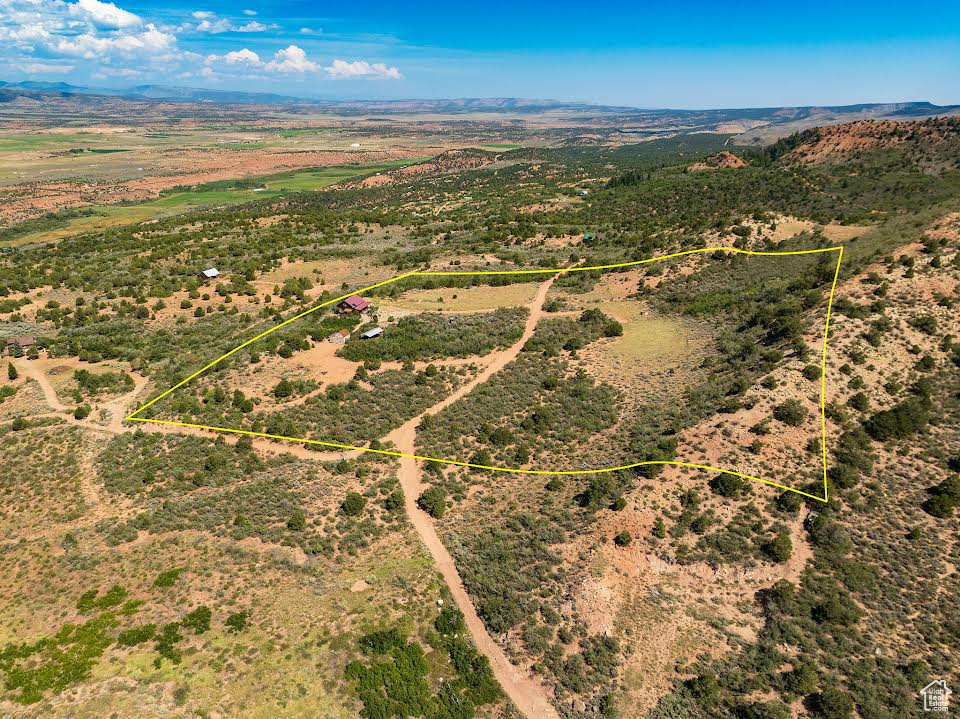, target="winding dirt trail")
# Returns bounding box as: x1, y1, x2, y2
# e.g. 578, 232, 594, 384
10, 358, 354, 461
384, 276, 560, 719
12, 357, 69, 412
